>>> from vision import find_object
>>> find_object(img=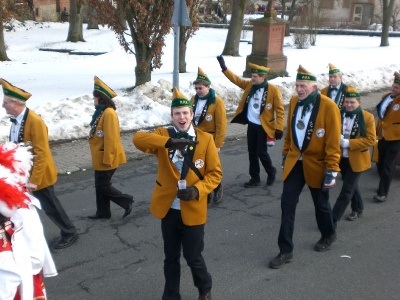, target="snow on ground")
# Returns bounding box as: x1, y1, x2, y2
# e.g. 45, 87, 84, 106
1, 20, 399, 141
